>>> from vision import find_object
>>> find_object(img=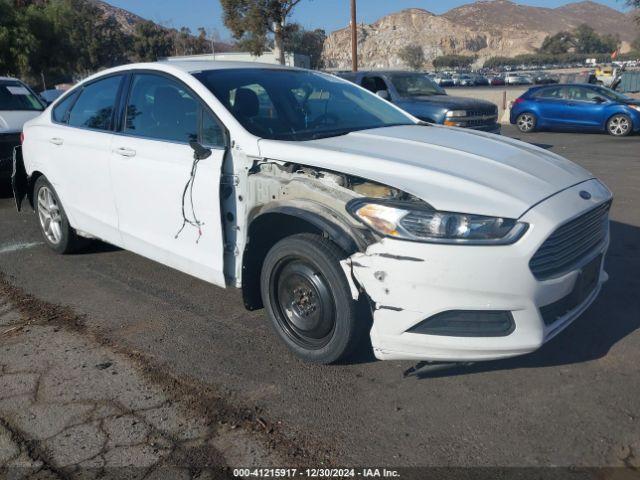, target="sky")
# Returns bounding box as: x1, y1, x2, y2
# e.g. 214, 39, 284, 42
106, 0, 630, 41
